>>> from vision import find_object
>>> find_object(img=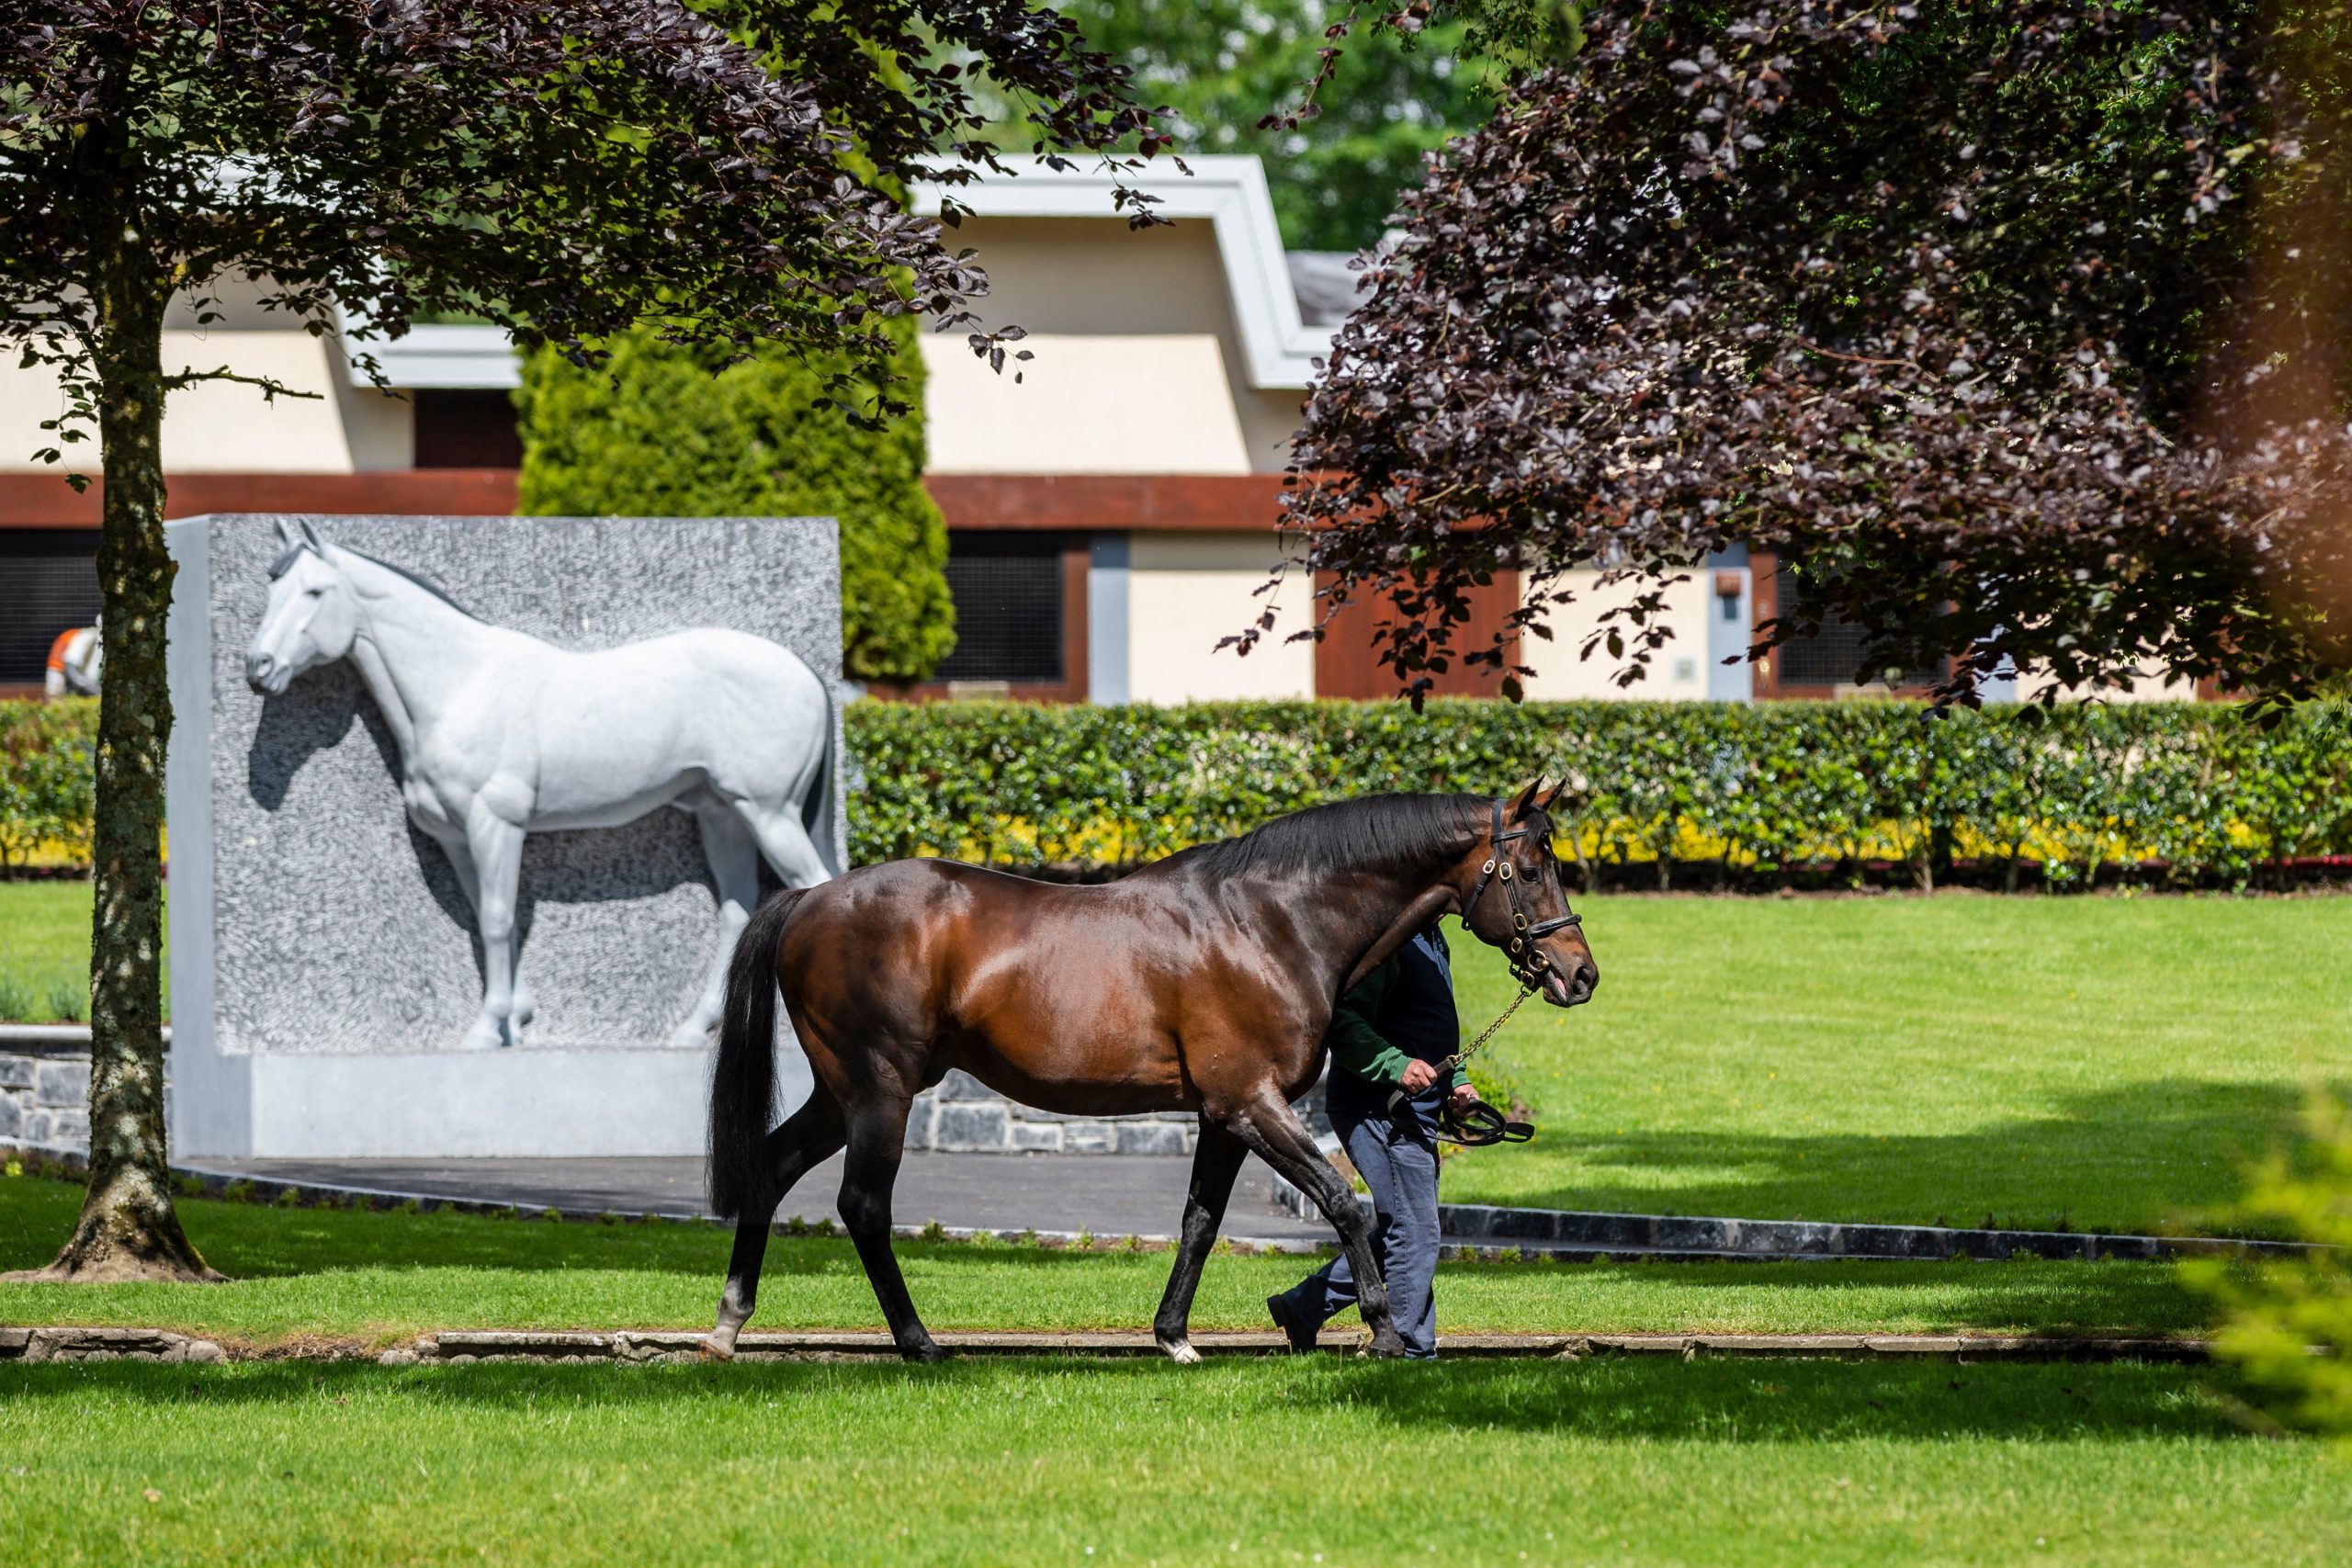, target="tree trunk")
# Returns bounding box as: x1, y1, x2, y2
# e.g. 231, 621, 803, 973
21, 166, 220, 1284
